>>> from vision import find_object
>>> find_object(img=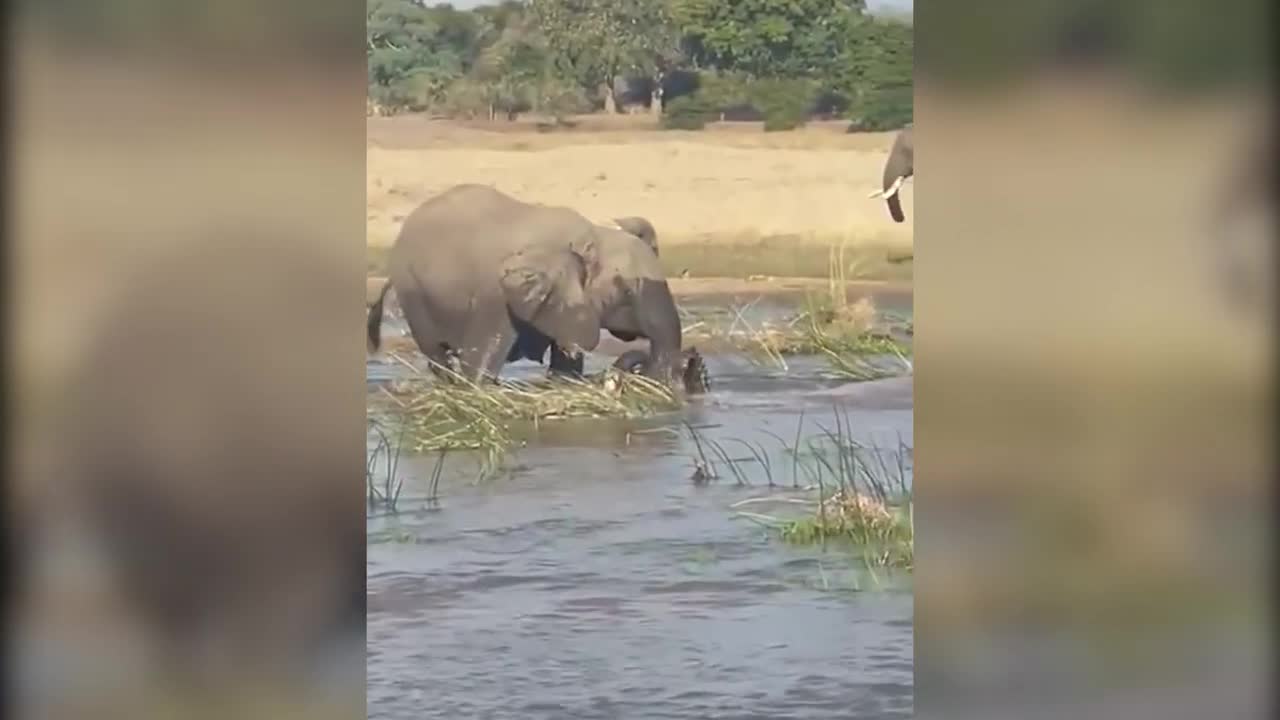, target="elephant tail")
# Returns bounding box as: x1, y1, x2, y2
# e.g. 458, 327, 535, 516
367, 279, 391, 352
